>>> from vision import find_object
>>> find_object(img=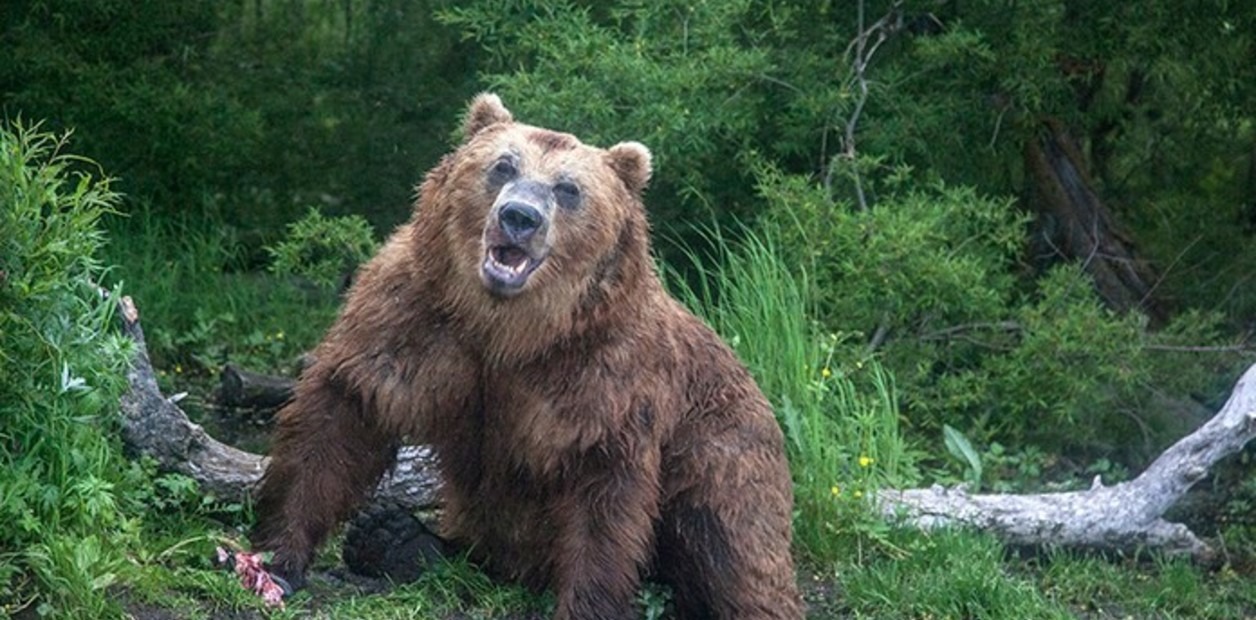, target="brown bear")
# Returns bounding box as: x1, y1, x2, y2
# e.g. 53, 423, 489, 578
250, 94, 802, 619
